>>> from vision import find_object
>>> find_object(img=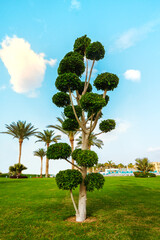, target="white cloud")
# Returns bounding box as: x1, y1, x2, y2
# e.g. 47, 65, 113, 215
0, 85, 6, 90
147, 147, 160, 152
0, 36, 57, 97
71, 0, 81, 10
124, 69, 141, 82
110, 19, 160, 52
